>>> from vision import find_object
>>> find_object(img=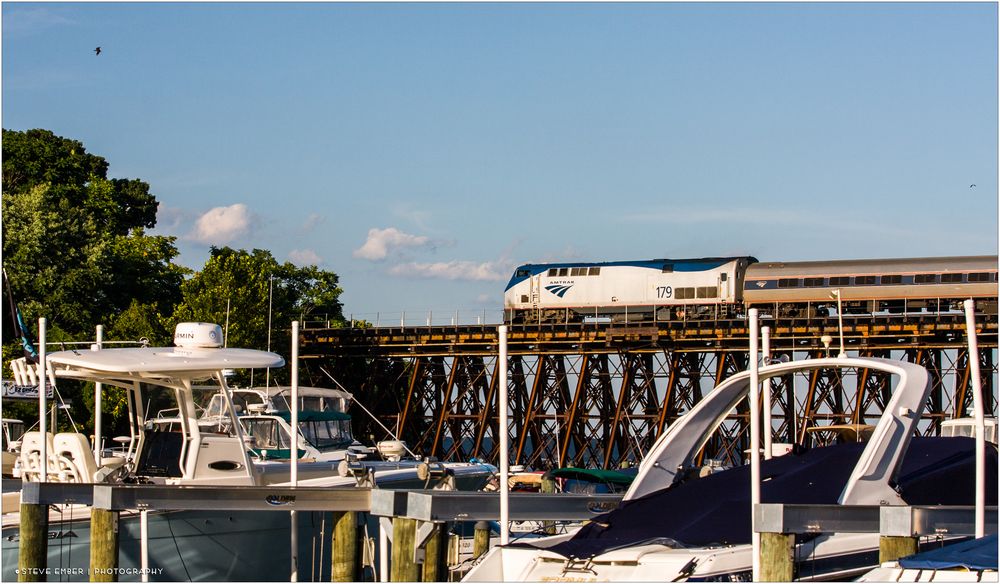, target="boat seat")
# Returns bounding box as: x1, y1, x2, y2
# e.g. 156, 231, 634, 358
17, 431, 57, 482
53, 432, 99, 483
